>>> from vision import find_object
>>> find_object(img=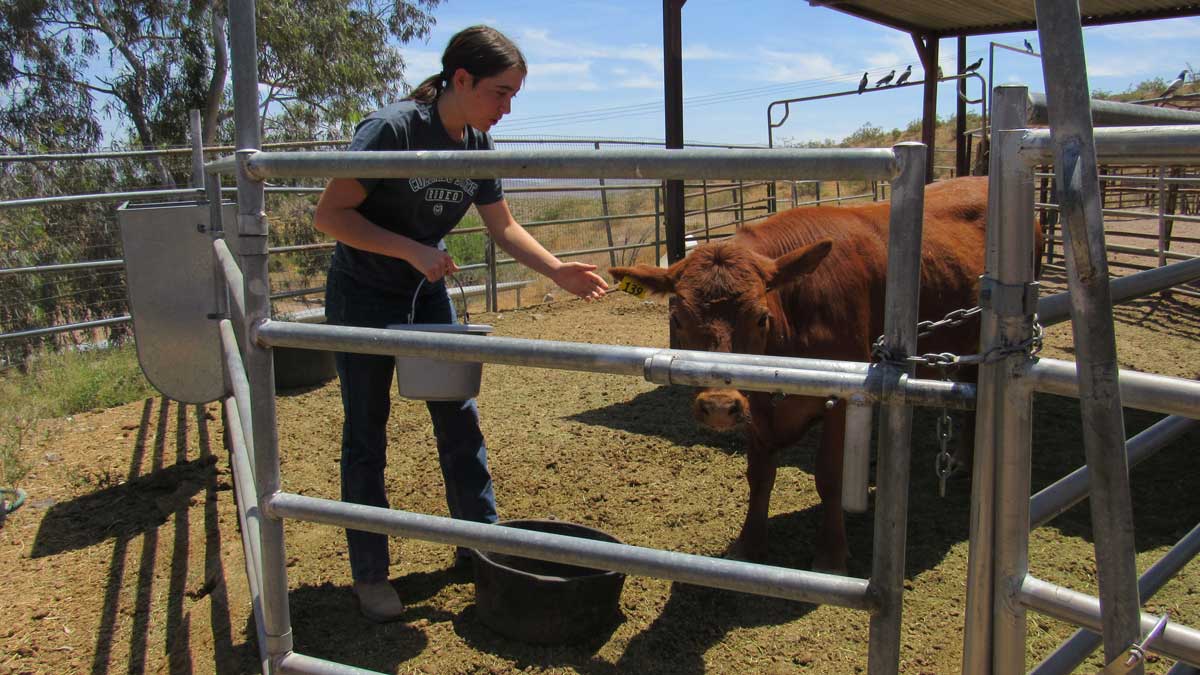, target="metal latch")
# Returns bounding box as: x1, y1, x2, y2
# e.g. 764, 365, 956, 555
978, 276, 1039, 317
1098, 613, 1169, 674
